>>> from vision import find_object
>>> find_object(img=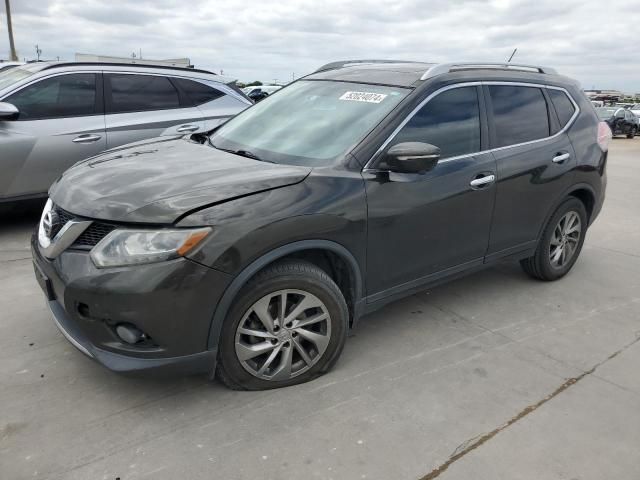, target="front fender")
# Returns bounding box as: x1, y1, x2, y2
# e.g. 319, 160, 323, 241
204, 239, 364, 351
179, 172, 367, 275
